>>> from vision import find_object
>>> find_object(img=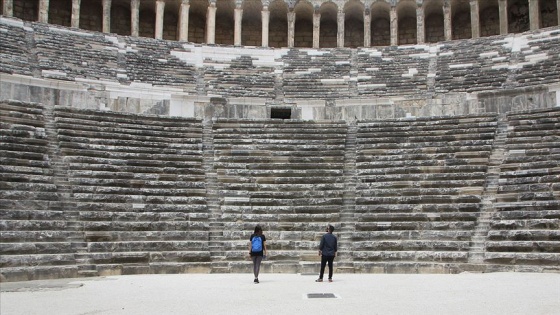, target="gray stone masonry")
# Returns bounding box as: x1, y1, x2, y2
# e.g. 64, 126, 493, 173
1, 103, 559, 282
